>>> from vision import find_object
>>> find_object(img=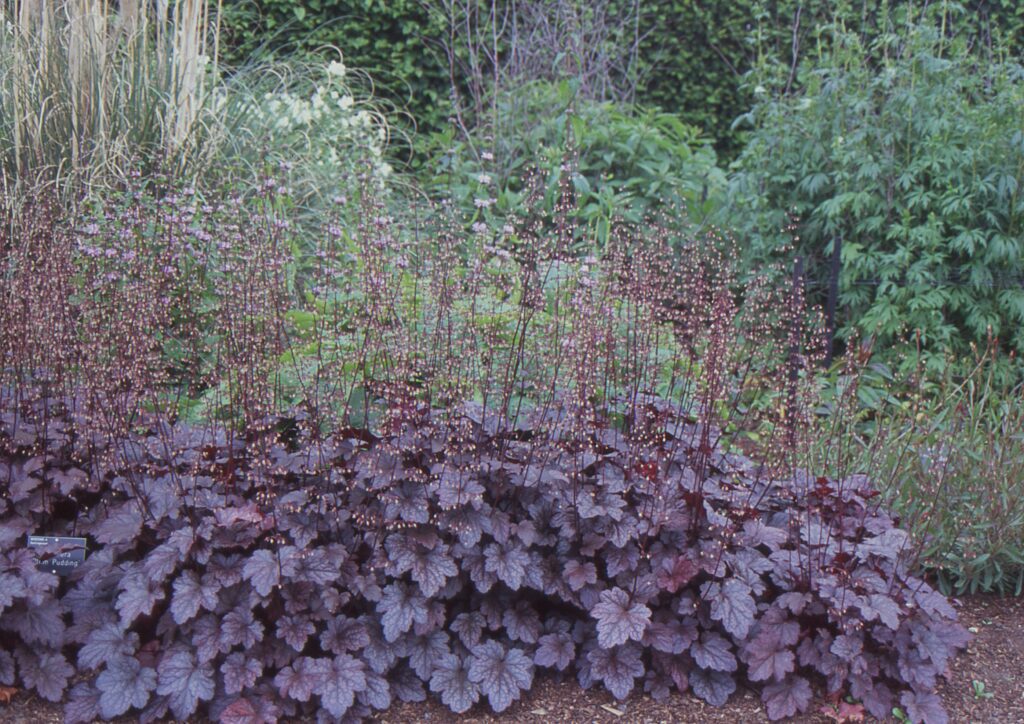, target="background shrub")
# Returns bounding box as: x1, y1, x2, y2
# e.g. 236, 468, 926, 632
426, 80, 726, 248
626, 0, 1024, 154
727, 11, 1024, 369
